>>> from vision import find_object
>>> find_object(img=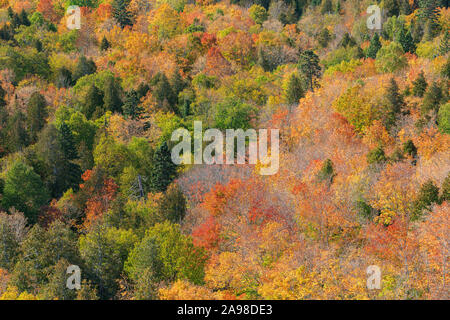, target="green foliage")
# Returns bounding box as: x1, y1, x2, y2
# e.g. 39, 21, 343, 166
10, 221, 79, 293
323, 46, 363, 69
317, 159, 336, 184
26, 92, 48, 143
82, 84, 104, 119
214, 98, 256, 130
317, 28, 331, 48
2, 160, 49, 223
112, 0, 133, 28
125, 221, 207, 287
412, 71, 428, 97
384, 78, 404, 128
73, 56, 97, 83
375, 42, 407, 73
100, 36, 110, 51
403, 139, 417, 158
412, 180, 440, 220
123, 89, 144, 120
103, 76, 123, 114
0, 214, 19, 270
367, 146, 387, 165
421, 81, 444, 115
149, 141, 177, 193
397, 26, 416, 53
79, 225, 138, 299
438, 103, 450, 134
249, 4, 268, 25
298, 50, 322, 91
284, 72, 305, 105
158, 184, 187, 224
